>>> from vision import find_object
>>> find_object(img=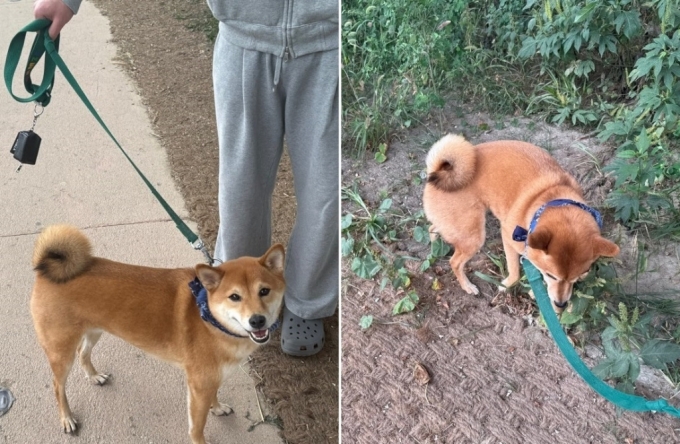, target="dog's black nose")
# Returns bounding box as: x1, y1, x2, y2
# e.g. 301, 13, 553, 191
249, 315, 266, 330
554, 300, 568, 308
